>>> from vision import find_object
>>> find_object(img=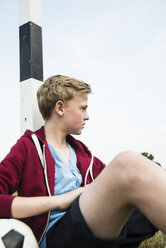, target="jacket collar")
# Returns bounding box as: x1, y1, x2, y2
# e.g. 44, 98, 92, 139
24, 126, 91, 156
